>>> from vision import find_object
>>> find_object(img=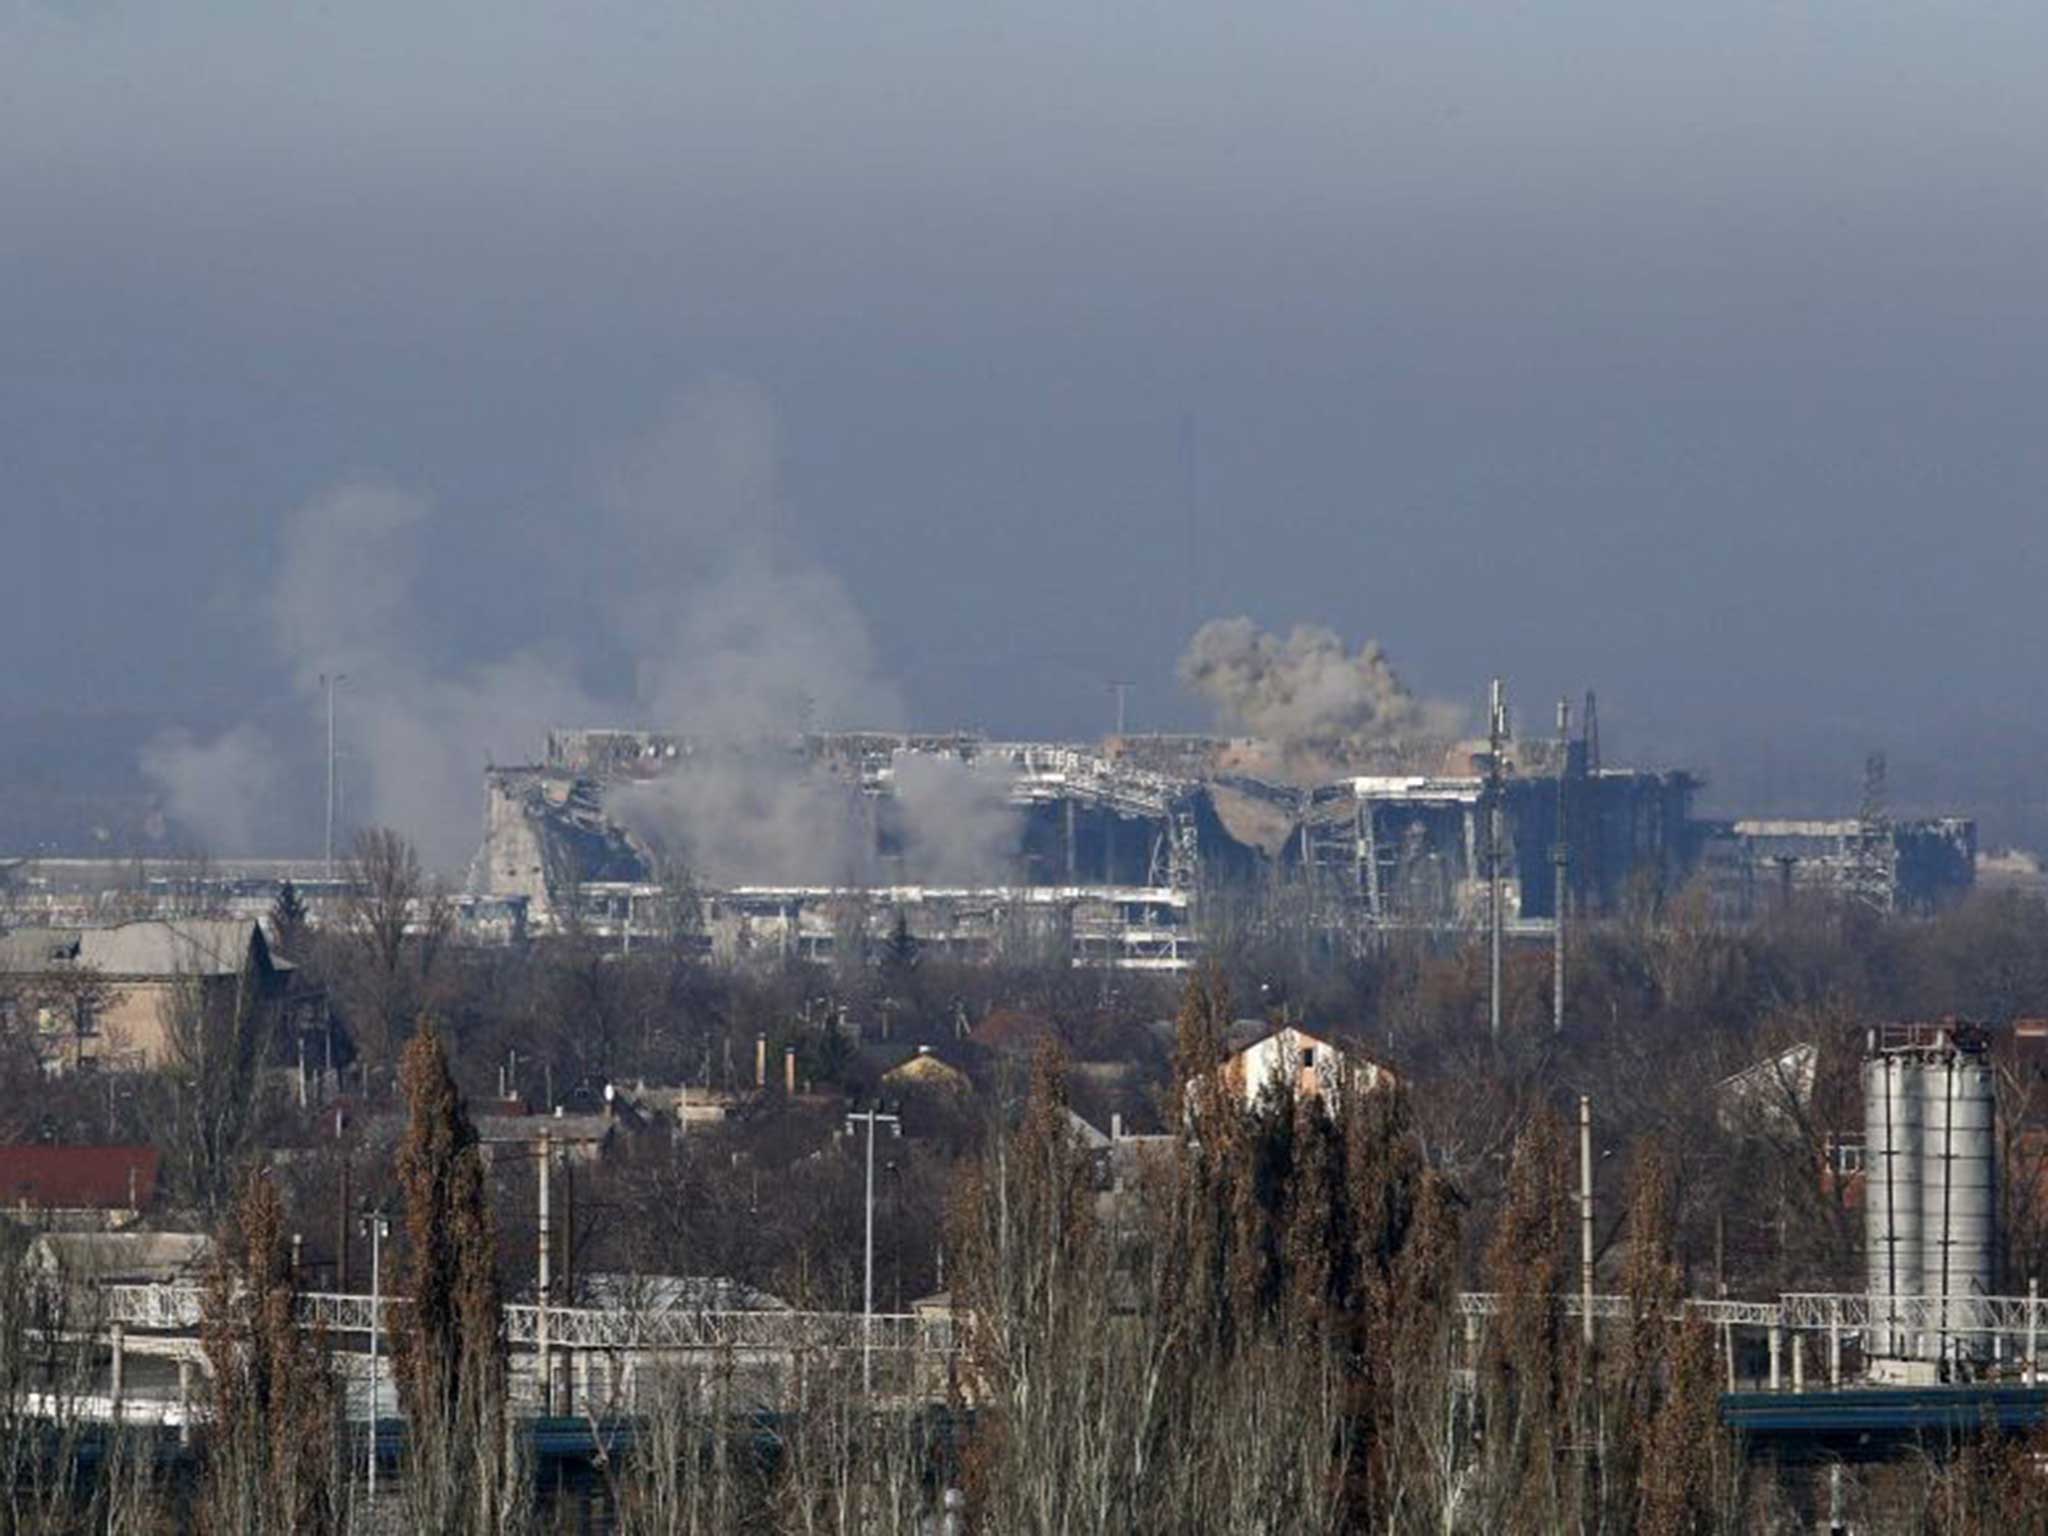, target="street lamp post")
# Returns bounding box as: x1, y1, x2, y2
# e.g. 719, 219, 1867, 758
845, 1107, 901, 1397
538, 1130, 553, 1415
359, 1205, 389, 1502
888, 1158, 902, 1313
